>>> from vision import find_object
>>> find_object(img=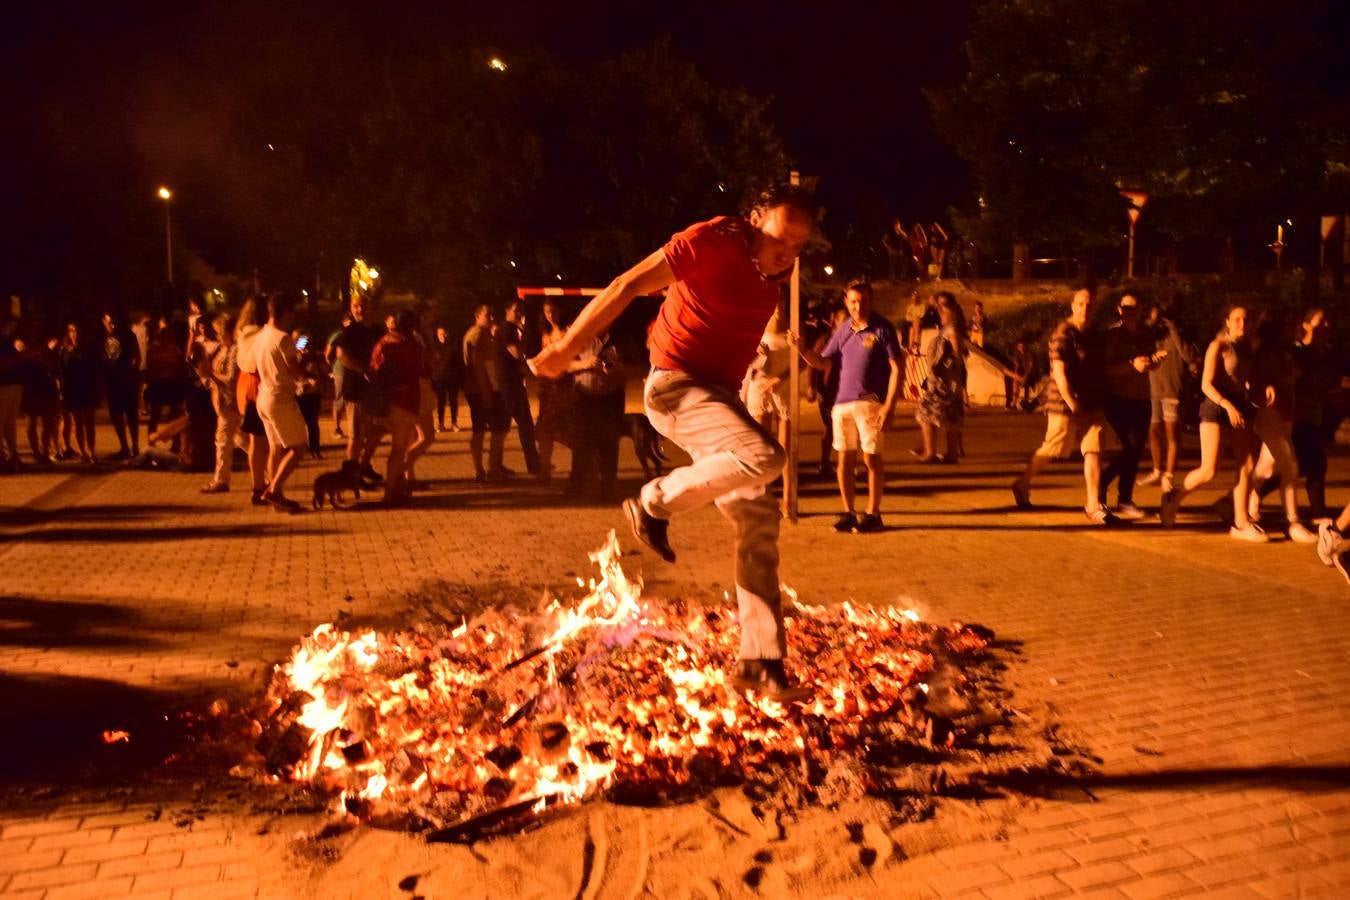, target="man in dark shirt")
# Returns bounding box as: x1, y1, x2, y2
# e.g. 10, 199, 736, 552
101, 310, 142, 459
1011, 288, 1115, 524
498, 301, 539, 475
333, 294, 386, 484
1098, 294, 1163, 519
